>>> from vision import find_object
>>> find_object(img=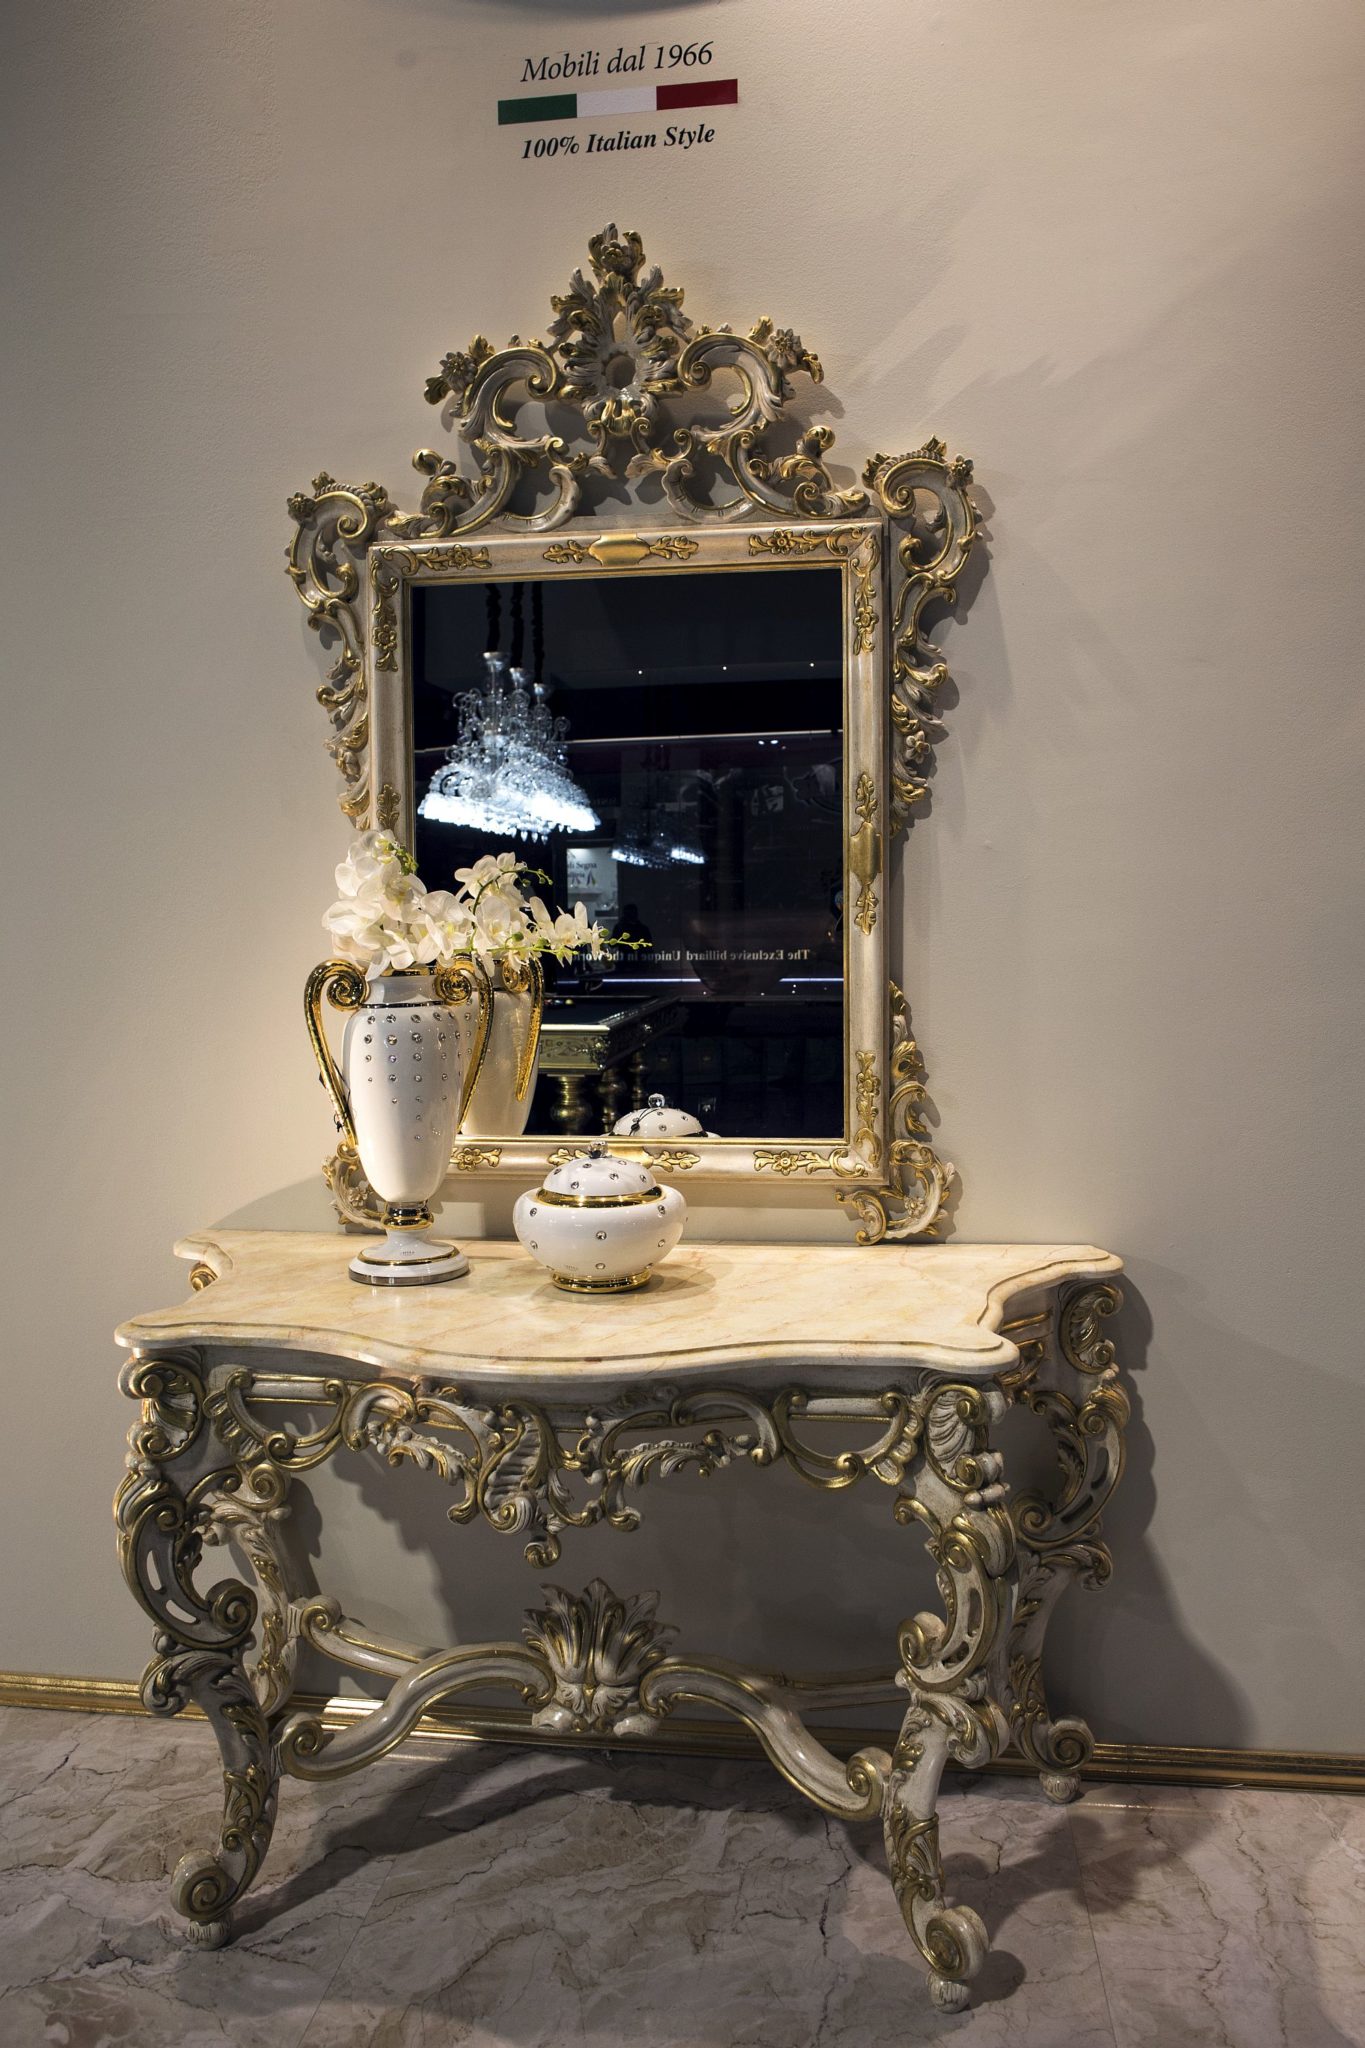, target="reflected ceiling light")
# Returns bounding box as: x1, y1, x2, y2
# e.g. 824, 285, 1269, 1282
610, 830, 706, 869
419, 653, 599, 841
